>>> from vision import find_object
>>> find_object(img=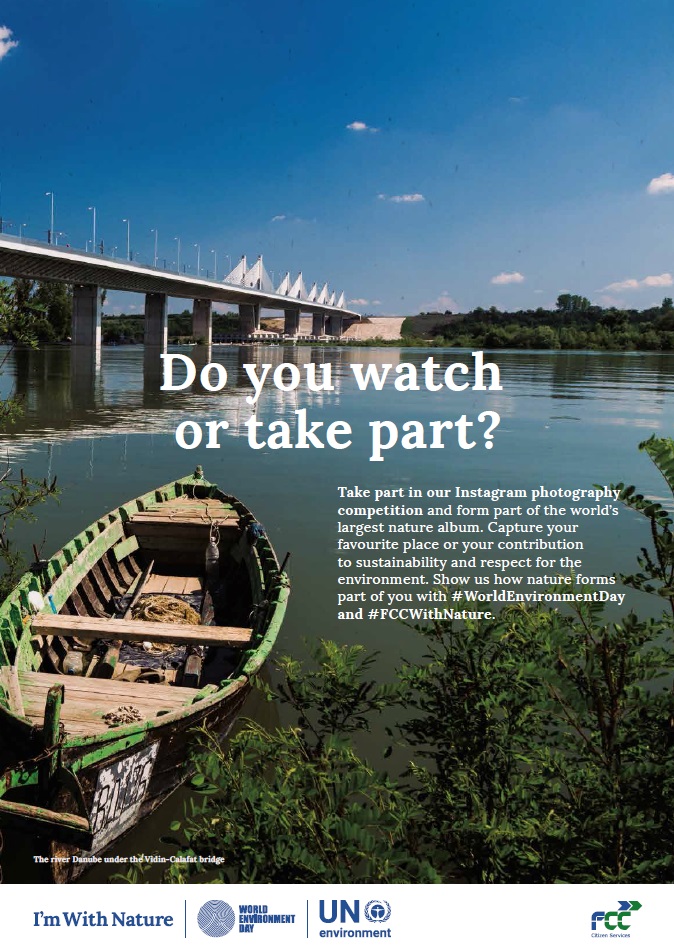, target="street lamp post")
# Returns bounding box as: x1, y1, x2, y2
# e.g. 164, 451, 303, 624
151, 228, 158, 268
174, 237, 181, 273
88, 206, 96, 252
122, 218, 130, 261
19, 223, 27, 239
224, 253, 231, 276
45, 192, 54, 244
211, 249, 217, 280
194, 243, 200, 276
